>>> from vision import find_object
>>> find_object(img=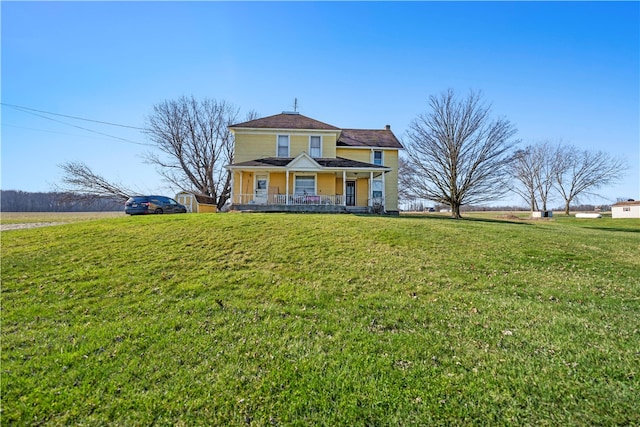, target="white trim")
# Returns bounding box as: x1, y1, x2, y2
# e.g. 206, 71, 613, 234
372, 149, 383, 166
309, 135, 322, 158
342, 171, 347, 206
369, 171, 374, 206
230, 171, 235, 203
277, 134, 290, 157
286, 170, 290, 204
